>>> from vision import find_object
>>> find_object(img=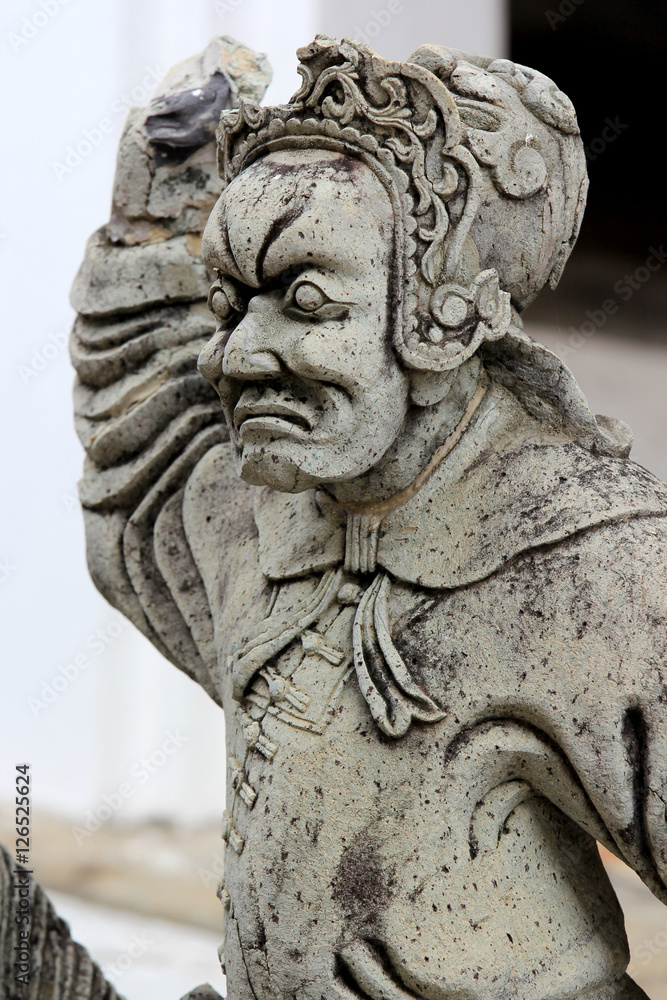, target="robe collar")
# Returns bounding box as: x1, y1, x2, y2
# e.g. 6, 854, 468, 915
253, 382, 667, 591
